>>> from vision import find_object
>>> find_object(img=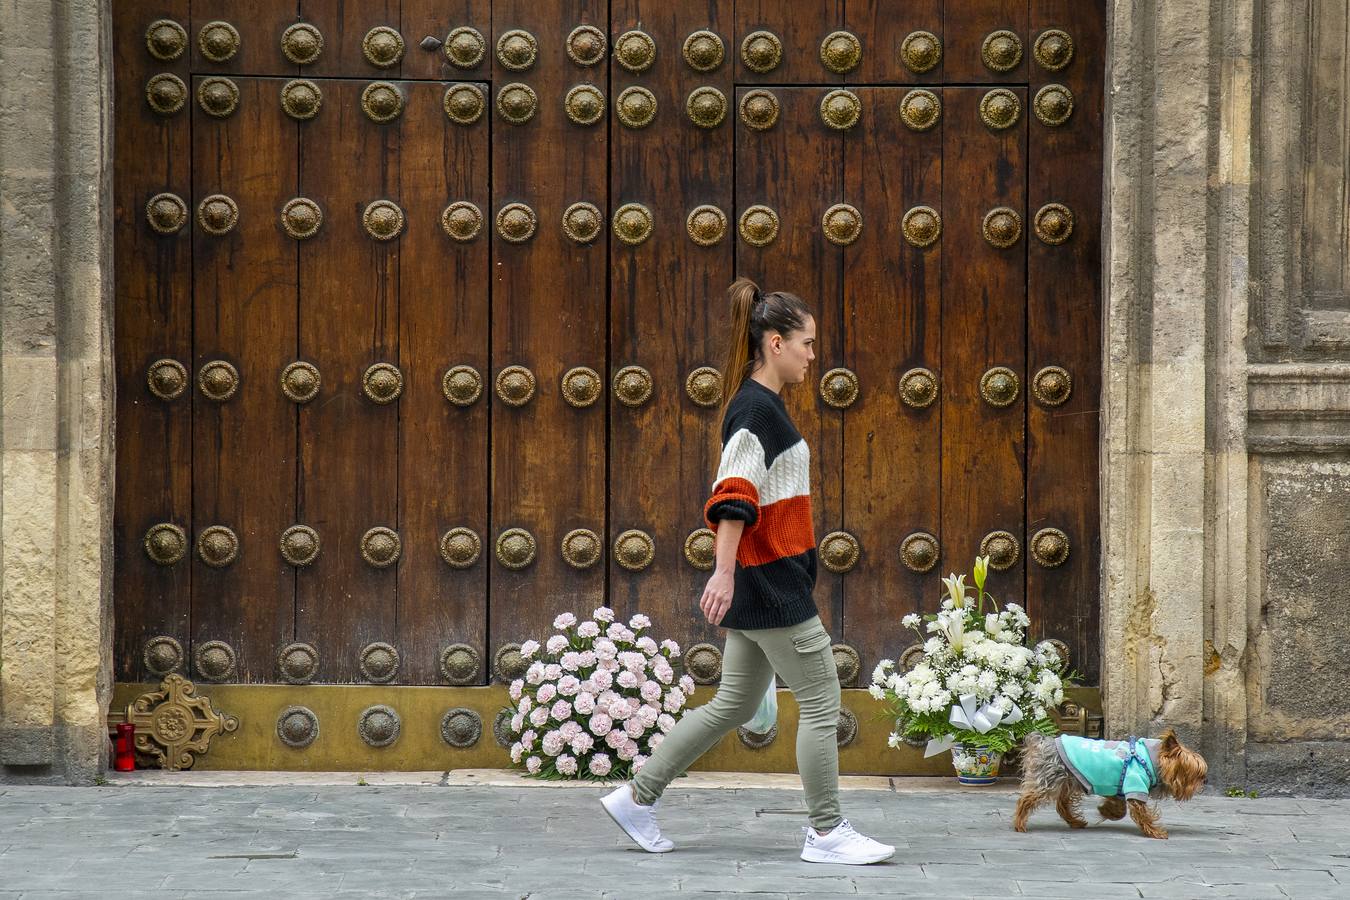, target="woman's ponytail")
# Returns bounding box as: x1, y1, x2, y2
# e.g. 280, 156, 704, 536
720, 277, 760, 419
